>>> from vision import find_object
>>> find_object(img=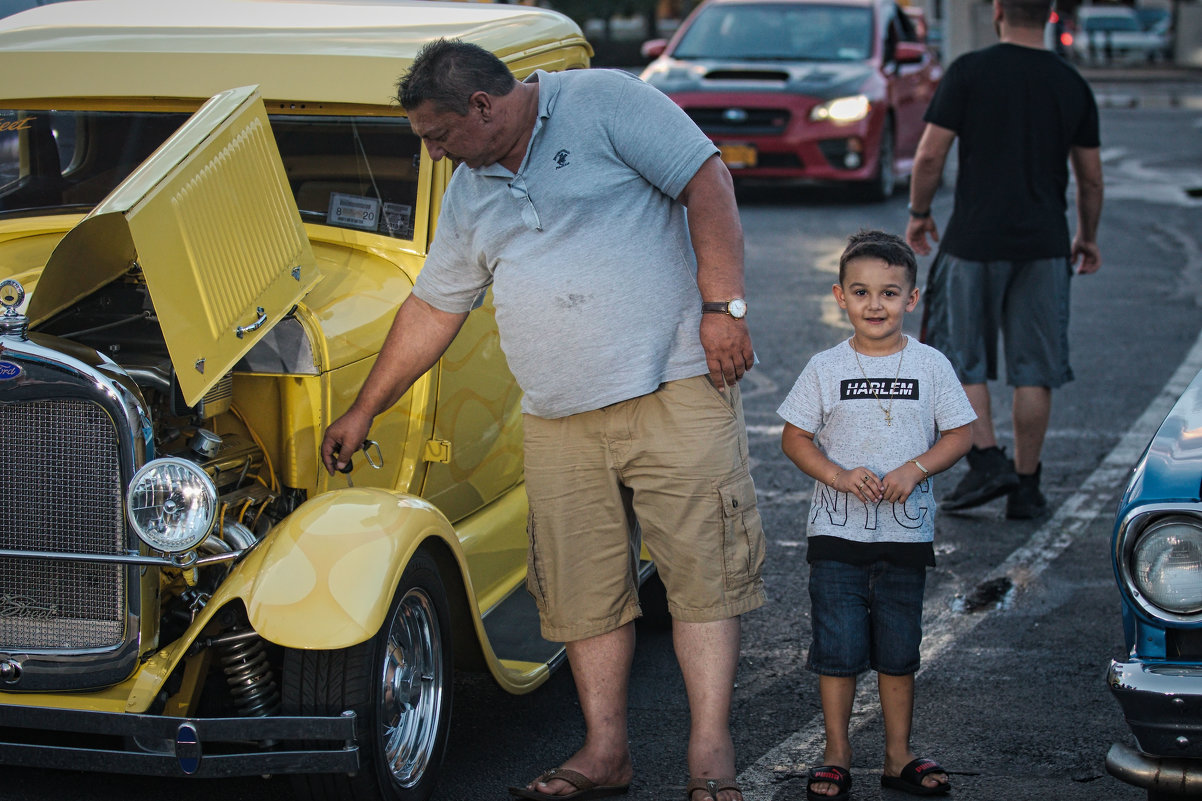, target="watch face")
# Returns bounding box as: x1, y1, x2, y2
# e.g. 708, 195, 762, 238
728, 298, 747, 319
